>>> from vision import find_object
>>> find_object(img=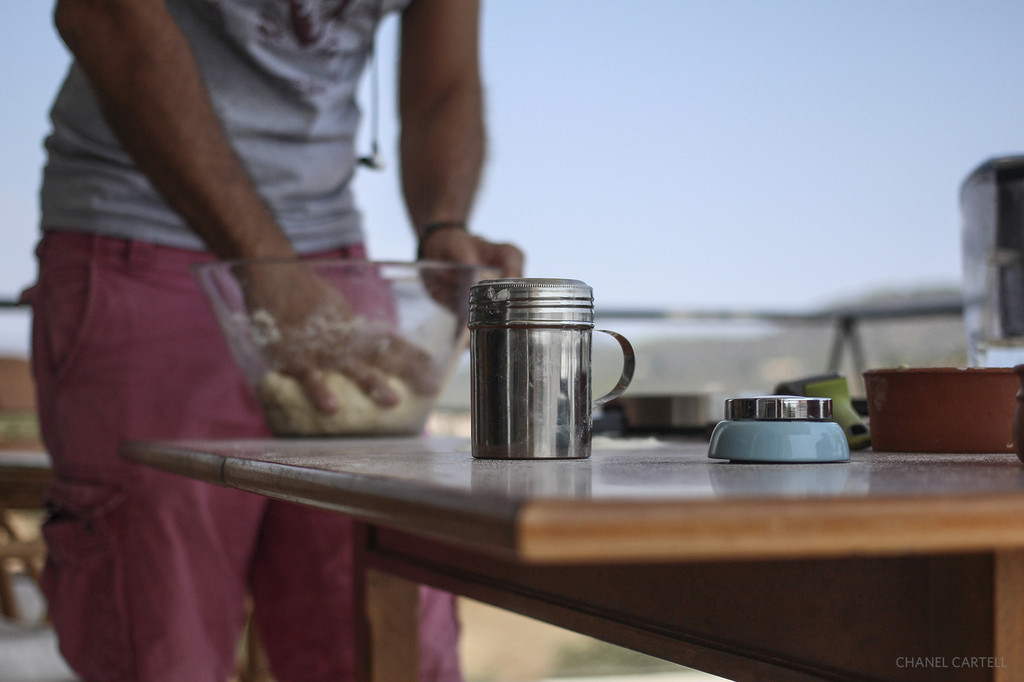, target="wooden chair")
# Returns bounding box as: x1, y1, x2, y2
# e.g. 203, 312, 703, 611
0, 356, 48, 624
0, 513, 46, 622
235, 604, 275, 682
